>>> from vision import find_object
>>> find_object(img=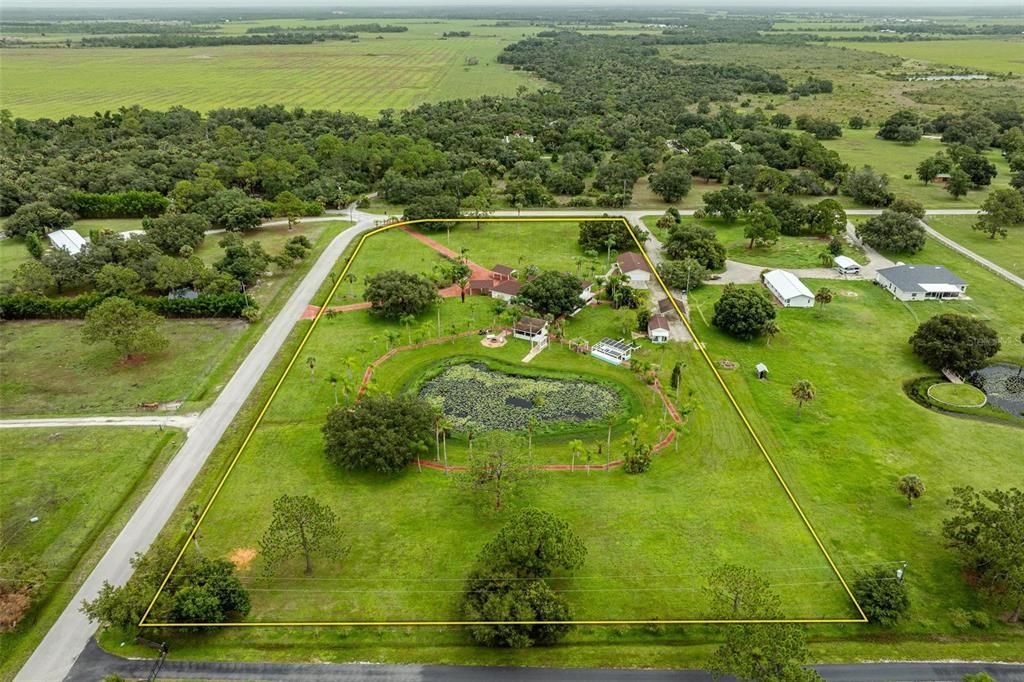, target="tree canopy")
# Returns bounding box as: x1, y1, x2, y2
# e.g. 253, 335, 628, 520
81, 296, 168, 361
857, 210, 926, 254
363, 269, 437, 320
712, 284, 776, 340
908, 313, 1000, 376
322, 393, 435, 473
518, 270, 583, 317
